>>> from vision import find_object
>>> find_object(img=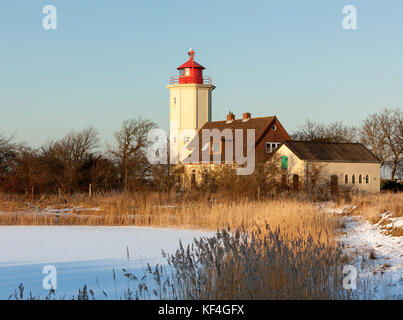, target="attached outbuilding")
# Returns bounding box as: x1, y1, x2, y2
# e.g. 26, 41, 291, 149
273, 141, 381, 194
